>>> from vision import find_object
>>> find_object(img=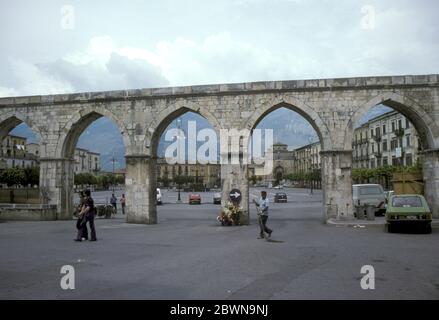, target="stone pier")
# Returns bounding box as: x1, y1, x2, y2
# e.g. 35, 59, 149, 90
422, 149, 439, 218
